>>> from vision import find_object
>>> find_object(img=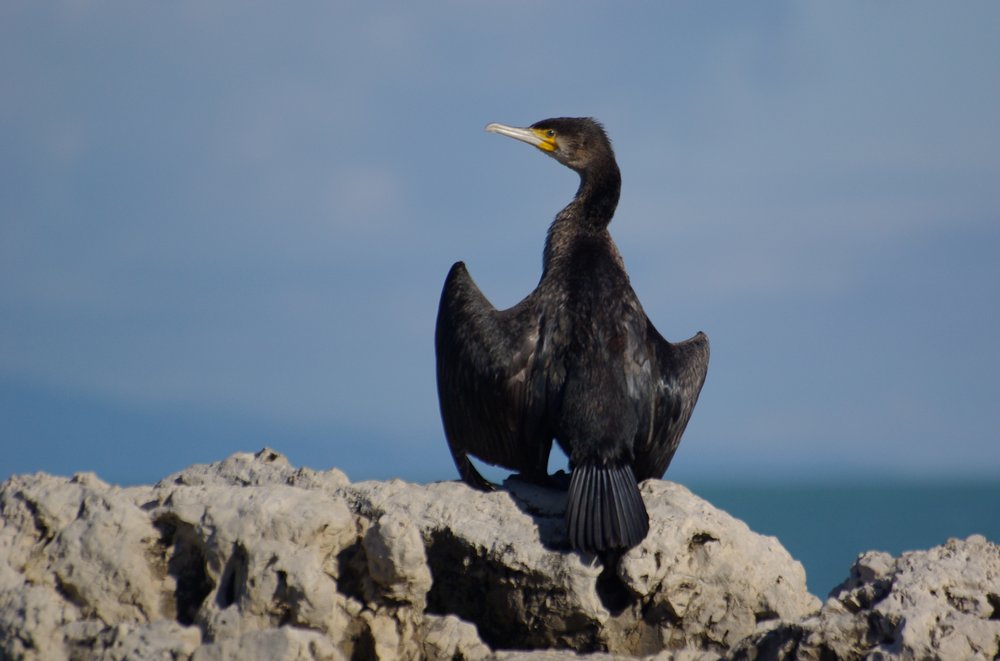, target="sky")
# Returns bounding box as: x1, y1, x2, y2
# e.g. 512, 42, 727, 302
2, 2, 999, 487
